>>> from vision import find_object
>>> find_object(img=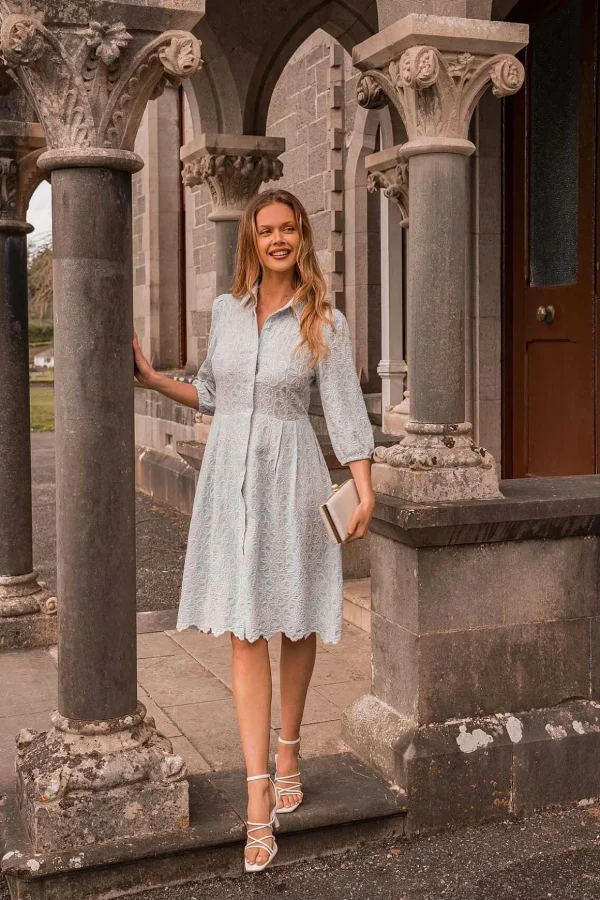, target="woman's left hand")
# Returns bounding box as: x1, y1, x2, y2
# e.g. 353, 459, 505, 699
344, 497, 375, 543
